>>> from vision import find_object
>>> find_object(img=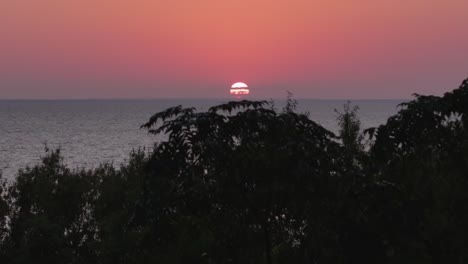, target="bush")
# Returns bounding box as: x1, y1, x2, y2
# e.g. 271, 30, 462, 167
0, 78, 467, 263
